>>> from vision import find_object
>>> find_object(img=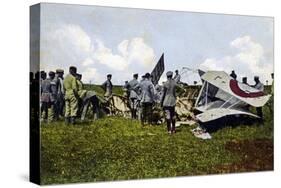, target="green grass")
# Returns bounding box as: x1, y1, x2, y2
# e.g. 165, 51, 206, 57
40, 104, 273, 185
40, 85, 273, 184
